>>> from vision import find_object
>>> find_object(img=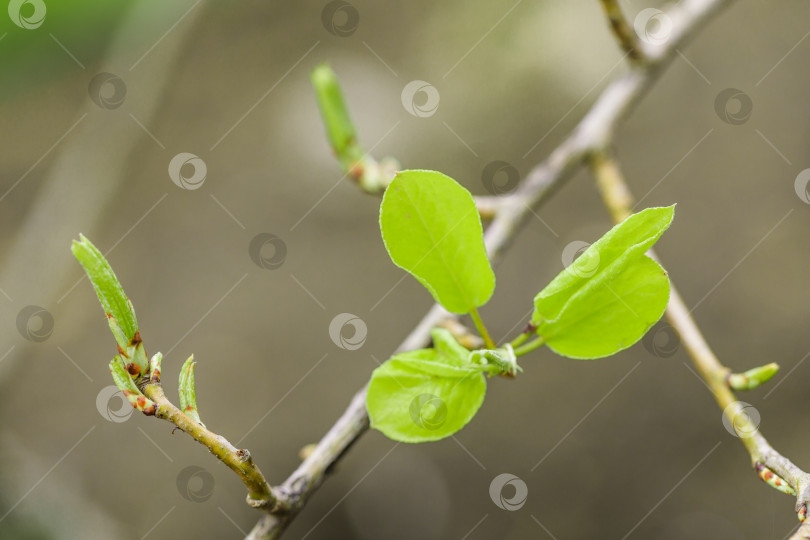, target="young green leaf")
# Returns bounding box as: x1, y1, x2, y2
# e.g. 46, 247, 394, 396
380, 170, 495, 314
532, 206, 675, 359
72, 234, 139, 342
367, 328, 487, 442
